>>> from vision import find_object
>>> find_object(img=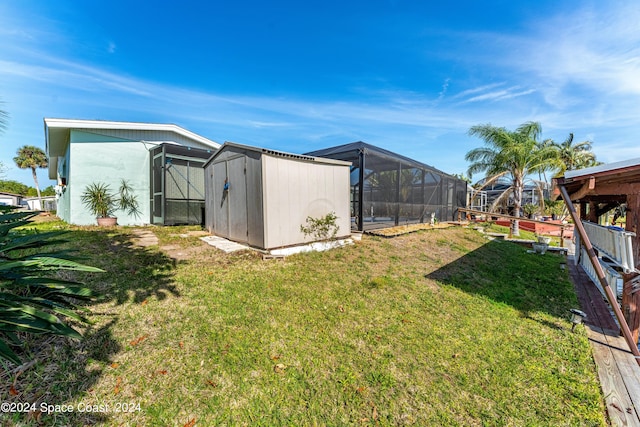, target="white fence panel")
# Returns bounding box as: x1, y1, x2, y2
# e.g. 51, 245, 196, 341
582, 221, 637, 274
579, 246, 624, 299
